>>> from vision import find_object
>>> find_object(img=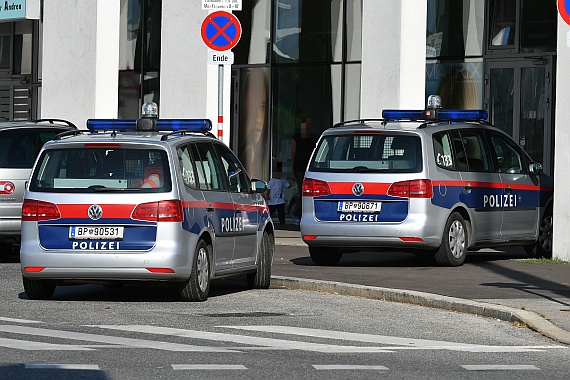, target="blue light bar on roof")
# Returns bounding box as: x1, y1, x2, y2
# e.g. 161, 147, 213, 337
382, 109, 488, 121
86, 118, 213, 132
